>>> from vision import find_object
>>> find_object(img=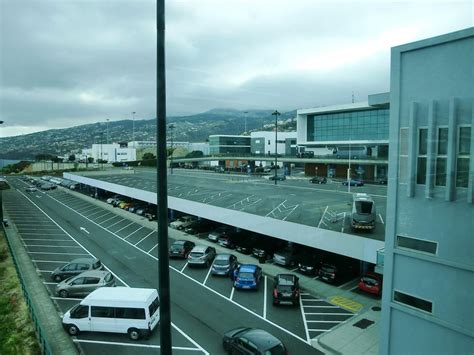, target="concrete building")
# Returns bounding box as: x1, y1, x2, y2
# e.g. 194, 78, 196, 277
380, 28, 473, 355
297, 93, 390, 180
82, 143, 136, 163
250, 131, 297, 156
